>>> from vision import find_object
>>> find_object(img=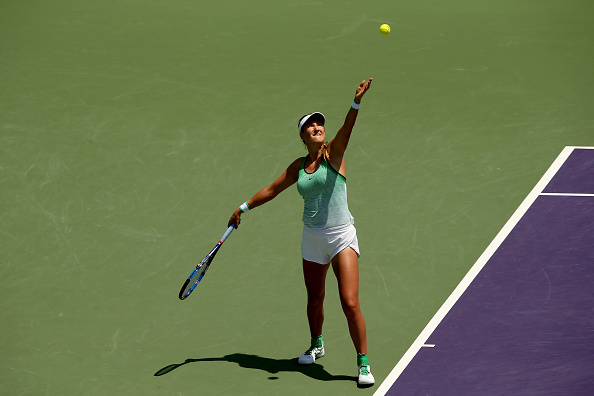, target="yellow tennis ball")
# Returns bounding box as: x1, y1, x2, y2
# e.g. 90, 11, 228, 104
380, 24, 391, 35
